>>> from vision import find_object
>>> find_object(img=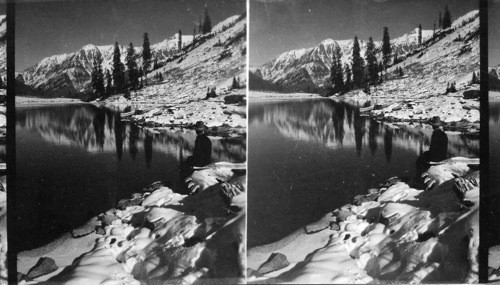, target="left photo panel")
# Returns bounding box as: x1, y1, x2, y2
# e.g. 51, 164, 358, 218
14, 0, 247, 283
